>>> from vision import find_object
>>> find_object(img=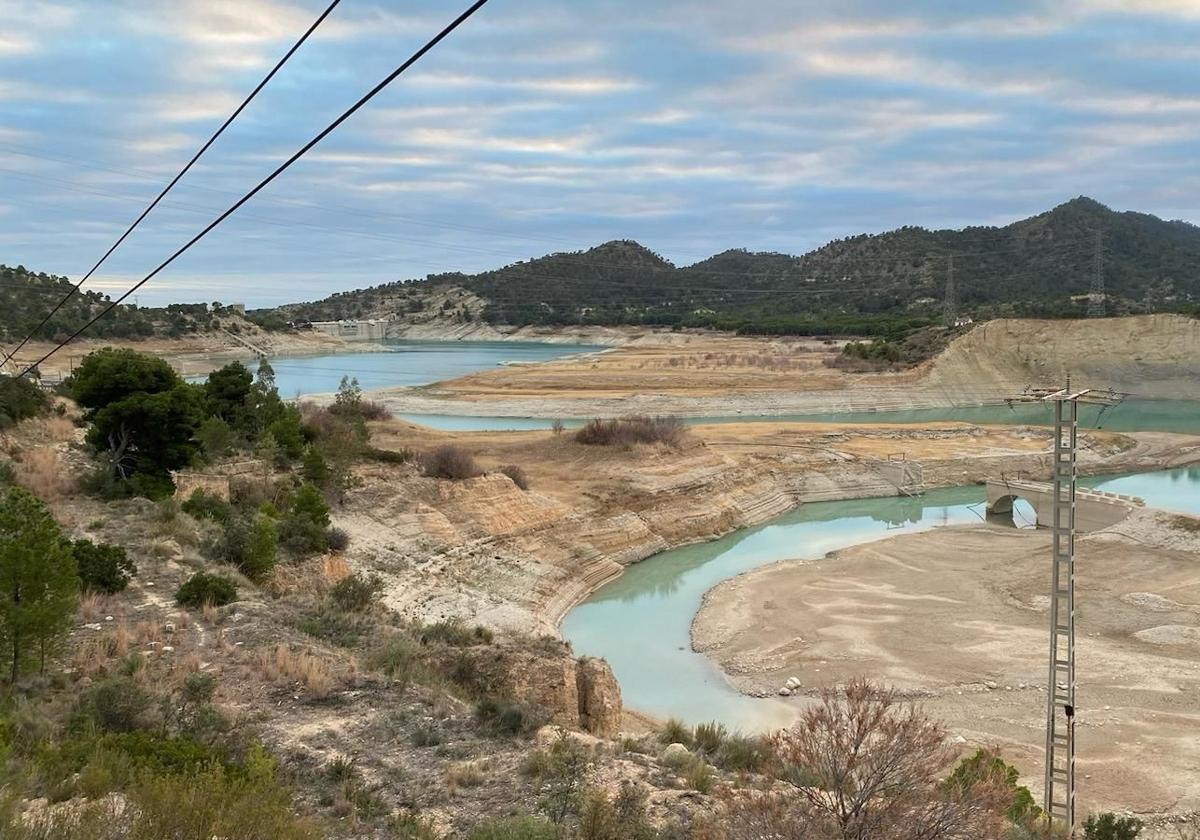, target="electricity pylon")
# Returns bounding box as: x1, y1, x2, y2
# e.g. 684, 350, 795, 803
943, 254, 956, 328
1087, 230, 1105, 319
1005, 380, 1124, 833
